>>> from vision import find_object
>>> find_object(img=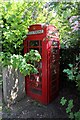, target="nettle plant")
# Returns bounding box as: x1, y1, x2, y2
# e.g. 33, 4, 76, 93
63, 54, 80, 91
60, 97, 80, 120
0, 50, 41, 76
